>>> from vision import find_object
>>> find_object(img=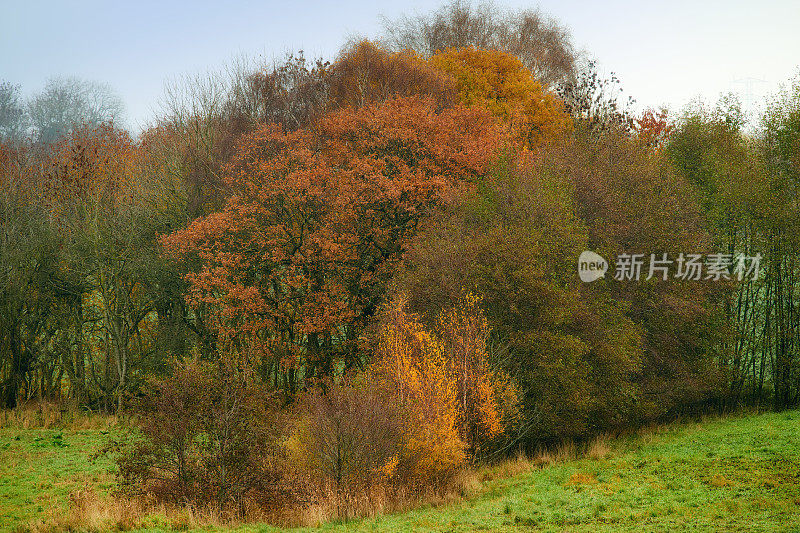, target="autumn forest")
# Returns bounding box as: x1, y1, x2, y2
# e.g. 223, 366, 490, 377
2, 1, 800, 527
